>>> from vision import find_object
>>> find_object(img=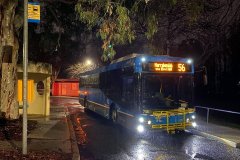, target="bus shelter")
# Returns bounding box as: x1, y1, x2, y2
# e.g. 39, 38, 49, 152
17, 62, 52, 116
